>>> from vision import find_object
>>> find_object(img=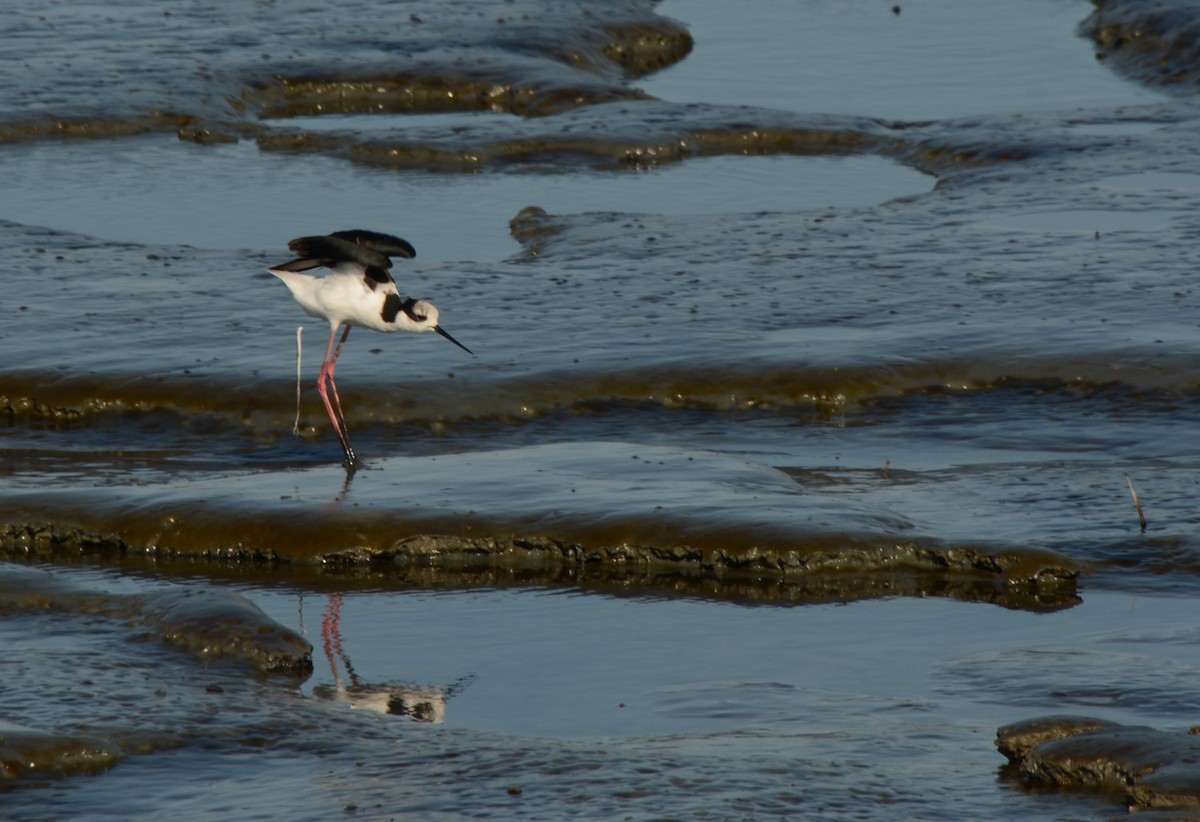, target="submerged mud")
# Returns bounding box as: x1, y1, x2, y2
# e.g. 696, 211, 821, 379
256, 102, 887, 171
0, 563, 310, 784
0, 564, 311, 675
0, 725, 122, 782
